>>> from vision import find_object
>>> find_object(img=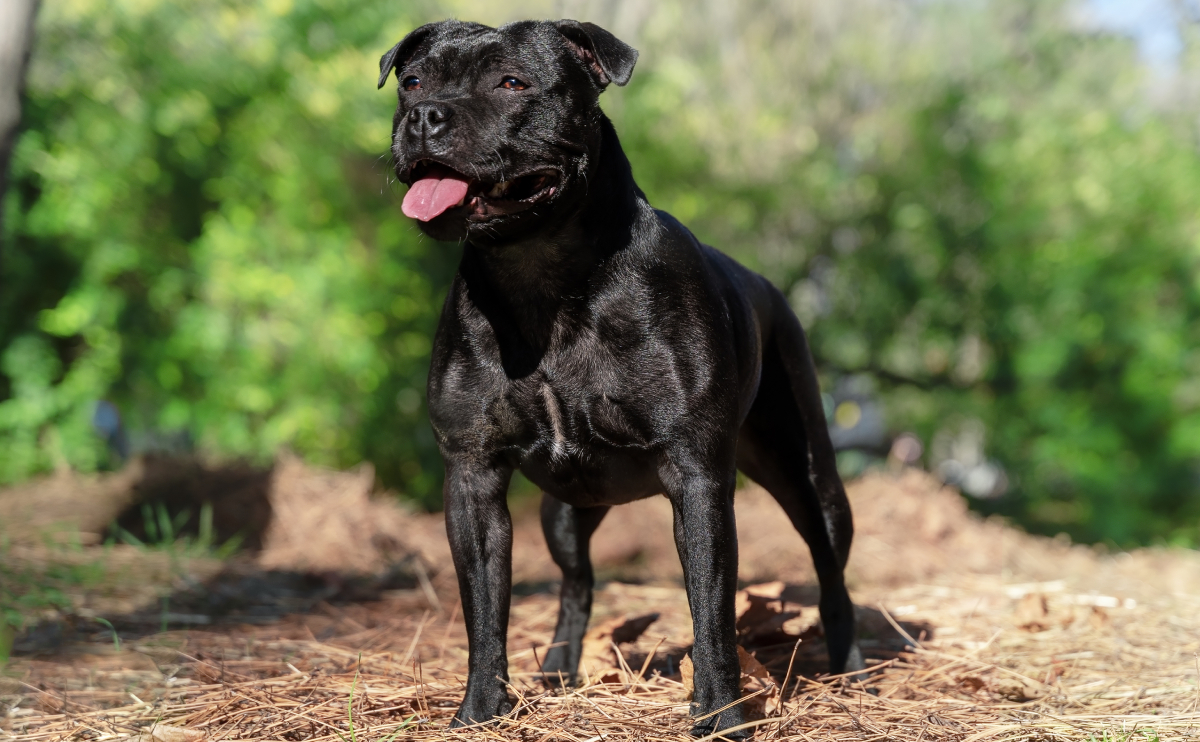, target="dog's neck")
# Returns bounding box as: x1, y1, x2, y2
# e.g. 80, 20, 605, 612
459, 116, 642, 378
